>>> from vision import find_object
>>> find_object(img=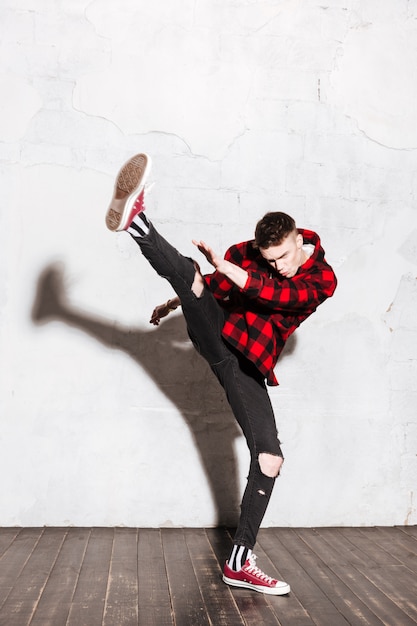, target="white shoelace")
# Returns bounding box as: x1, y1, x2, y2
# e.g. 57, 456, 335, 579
245, 554, 276, 584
